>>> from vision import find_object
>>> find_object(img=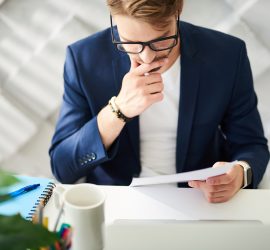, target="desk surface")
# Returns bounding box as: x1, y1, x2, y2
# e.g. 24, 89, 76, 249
45, 185, 270, 226
44, 185, 270, 250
